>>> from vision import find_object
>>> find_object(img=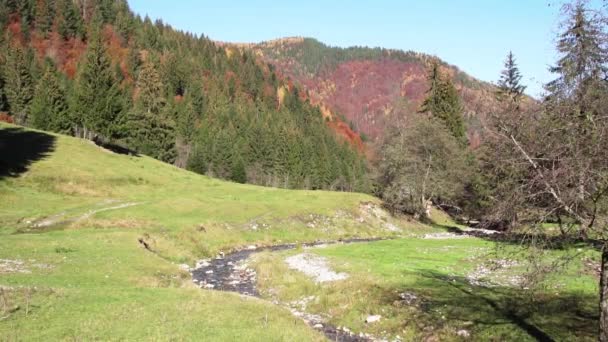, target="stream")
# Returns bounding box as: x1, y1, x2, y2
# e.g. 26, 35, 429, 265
191, 238, 383, 342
